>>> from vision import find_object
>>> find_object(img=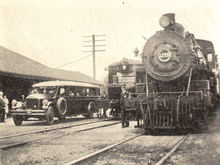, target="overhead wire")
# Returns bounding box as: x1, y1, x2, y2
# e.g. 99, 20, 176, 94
55, 53, 93, 69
